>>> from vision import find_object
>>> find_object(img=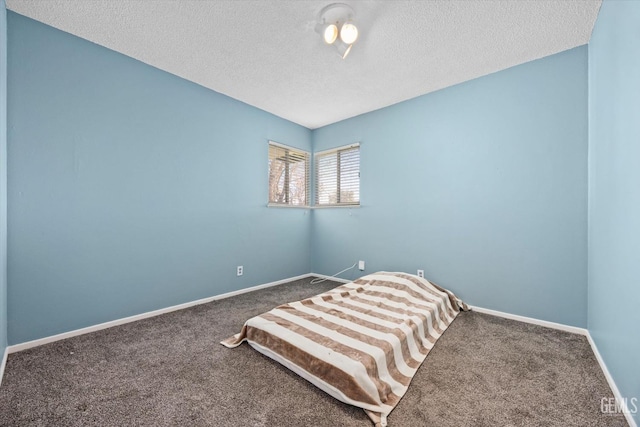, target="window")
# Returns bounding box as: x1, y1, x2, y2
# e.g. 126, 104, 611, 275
268, 141, 309, 206
315, 143, 360, 206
